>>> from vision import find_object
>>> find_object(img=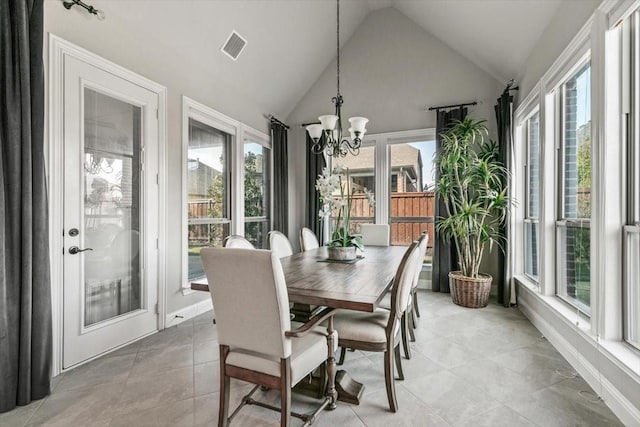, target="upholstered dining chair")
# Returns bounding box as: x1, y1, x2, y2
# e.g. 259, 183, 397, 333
200, 247, 338, 427
268, 230, 294, 258
223, 235, 255, 249
299, 227, 320, 252
331, 240, 421, 412
401, 232, 429, 359
360, 223, 390, 246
